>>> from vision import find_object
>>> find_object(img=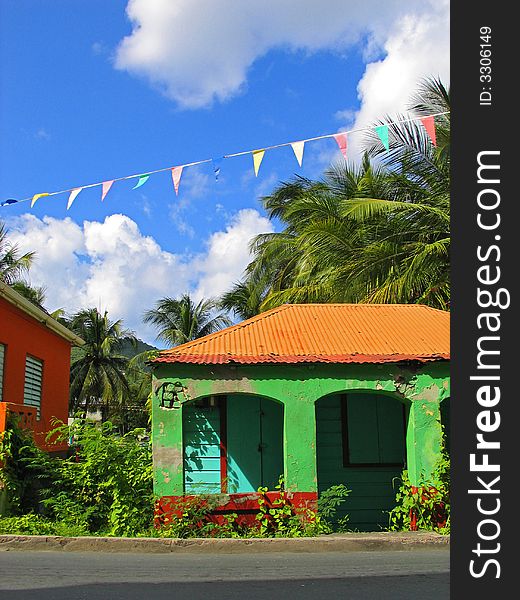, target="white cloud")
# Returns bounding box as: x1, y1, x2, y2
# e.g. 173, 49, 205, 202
193, 208, 274, 299
114, 0, 436, 109
339, 0, 450, 159
6, 210, 272, 344
7, 215, 89, 312
35, 128, 51, 141
7, 214, 189, 343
